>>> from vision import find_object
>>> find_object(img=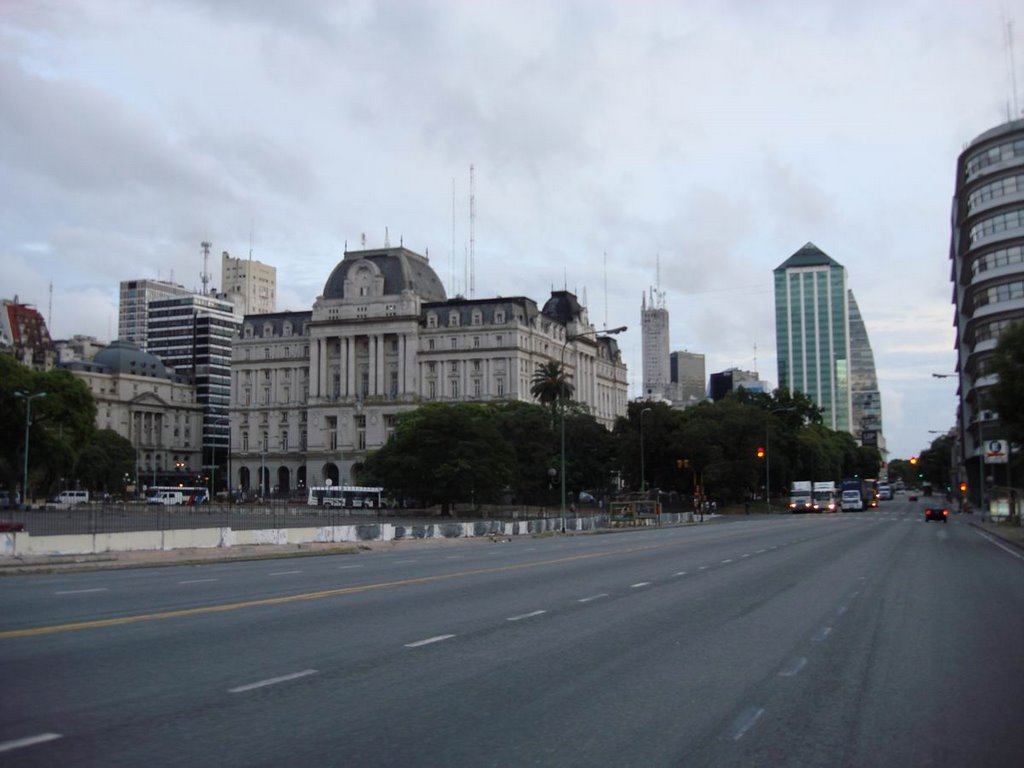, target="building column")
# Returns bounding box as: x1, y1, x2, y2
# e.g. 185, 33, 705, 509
347, 336, 356, 397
